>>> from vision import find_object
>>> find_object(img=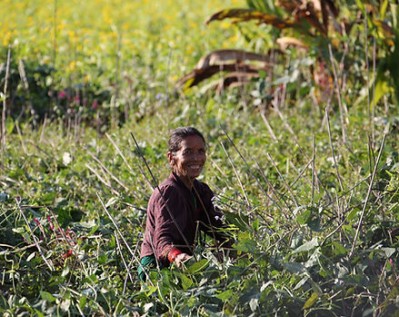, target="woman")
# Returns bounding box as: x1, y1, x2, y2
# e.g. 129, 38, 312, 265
138, 127, 231, 281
